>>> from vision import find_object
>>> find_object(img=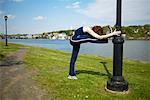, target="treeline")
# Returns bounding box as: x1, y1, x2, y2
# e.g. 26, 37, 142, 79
122, 24, 150, 40
56, 24, 150, 40
49, 29, 75, 36
103, 24, 150, 40
1, 24, 150, 40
